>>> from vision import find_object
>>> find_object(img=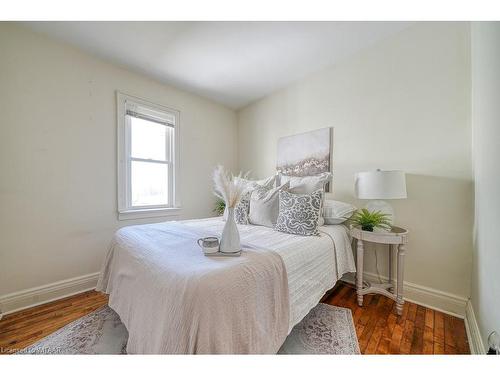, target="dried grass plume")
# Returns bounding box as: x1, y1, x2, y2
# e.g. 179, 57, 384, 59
212, 165, 250, 208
